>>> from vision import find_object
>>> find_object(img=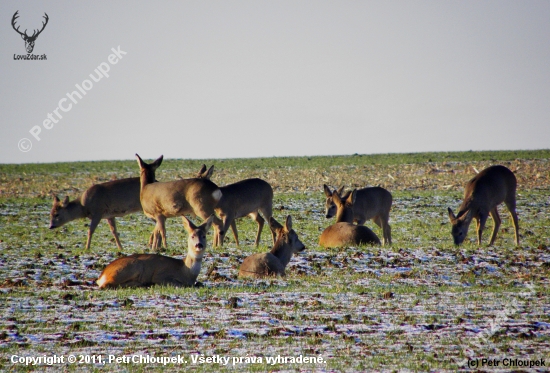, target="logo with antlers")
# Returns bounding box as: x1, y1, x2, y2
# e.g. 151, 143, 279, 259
11, 10, 49, 54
